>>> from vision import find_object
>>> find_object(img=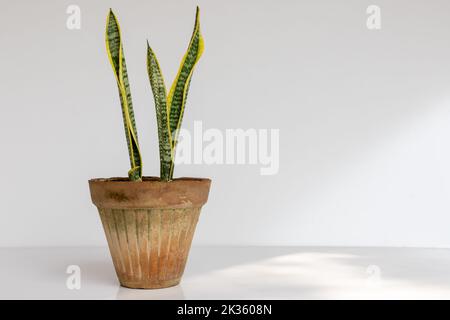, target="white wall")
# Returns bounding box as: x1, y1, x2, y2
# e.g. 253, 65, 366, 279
2, 0, 450, 247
